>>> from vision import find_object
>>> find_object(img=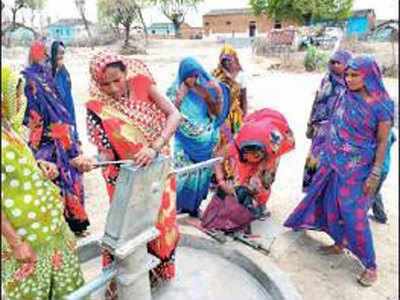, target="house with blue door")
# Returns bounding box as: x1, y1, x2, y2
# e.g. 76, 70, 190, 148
46, 18, 93, 44
148, 22, 175, 36
346, 9, 376, 39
